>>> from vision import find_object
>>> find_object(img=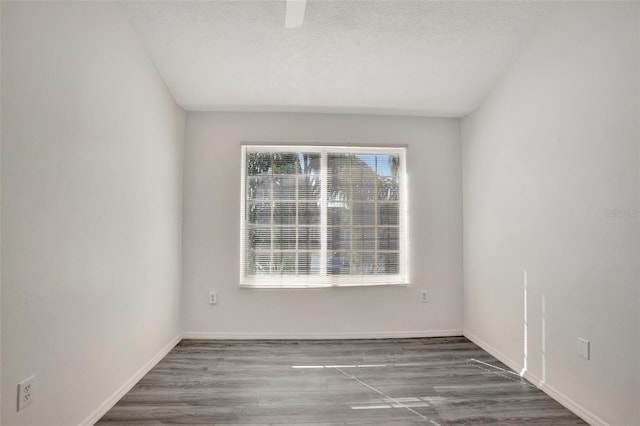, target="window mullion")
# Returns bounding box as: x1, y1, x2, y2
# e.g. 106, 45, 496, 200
374, 155, 378, 273
270, 155, 275, 273
295, 167, 299, 275
320, 150, 328, 279
349, 158, 354, 277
